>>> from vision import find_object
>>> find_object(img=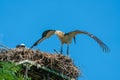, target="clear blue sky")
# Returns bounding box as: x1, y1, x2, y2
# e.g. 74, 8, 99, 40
0, 0, 119, 80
